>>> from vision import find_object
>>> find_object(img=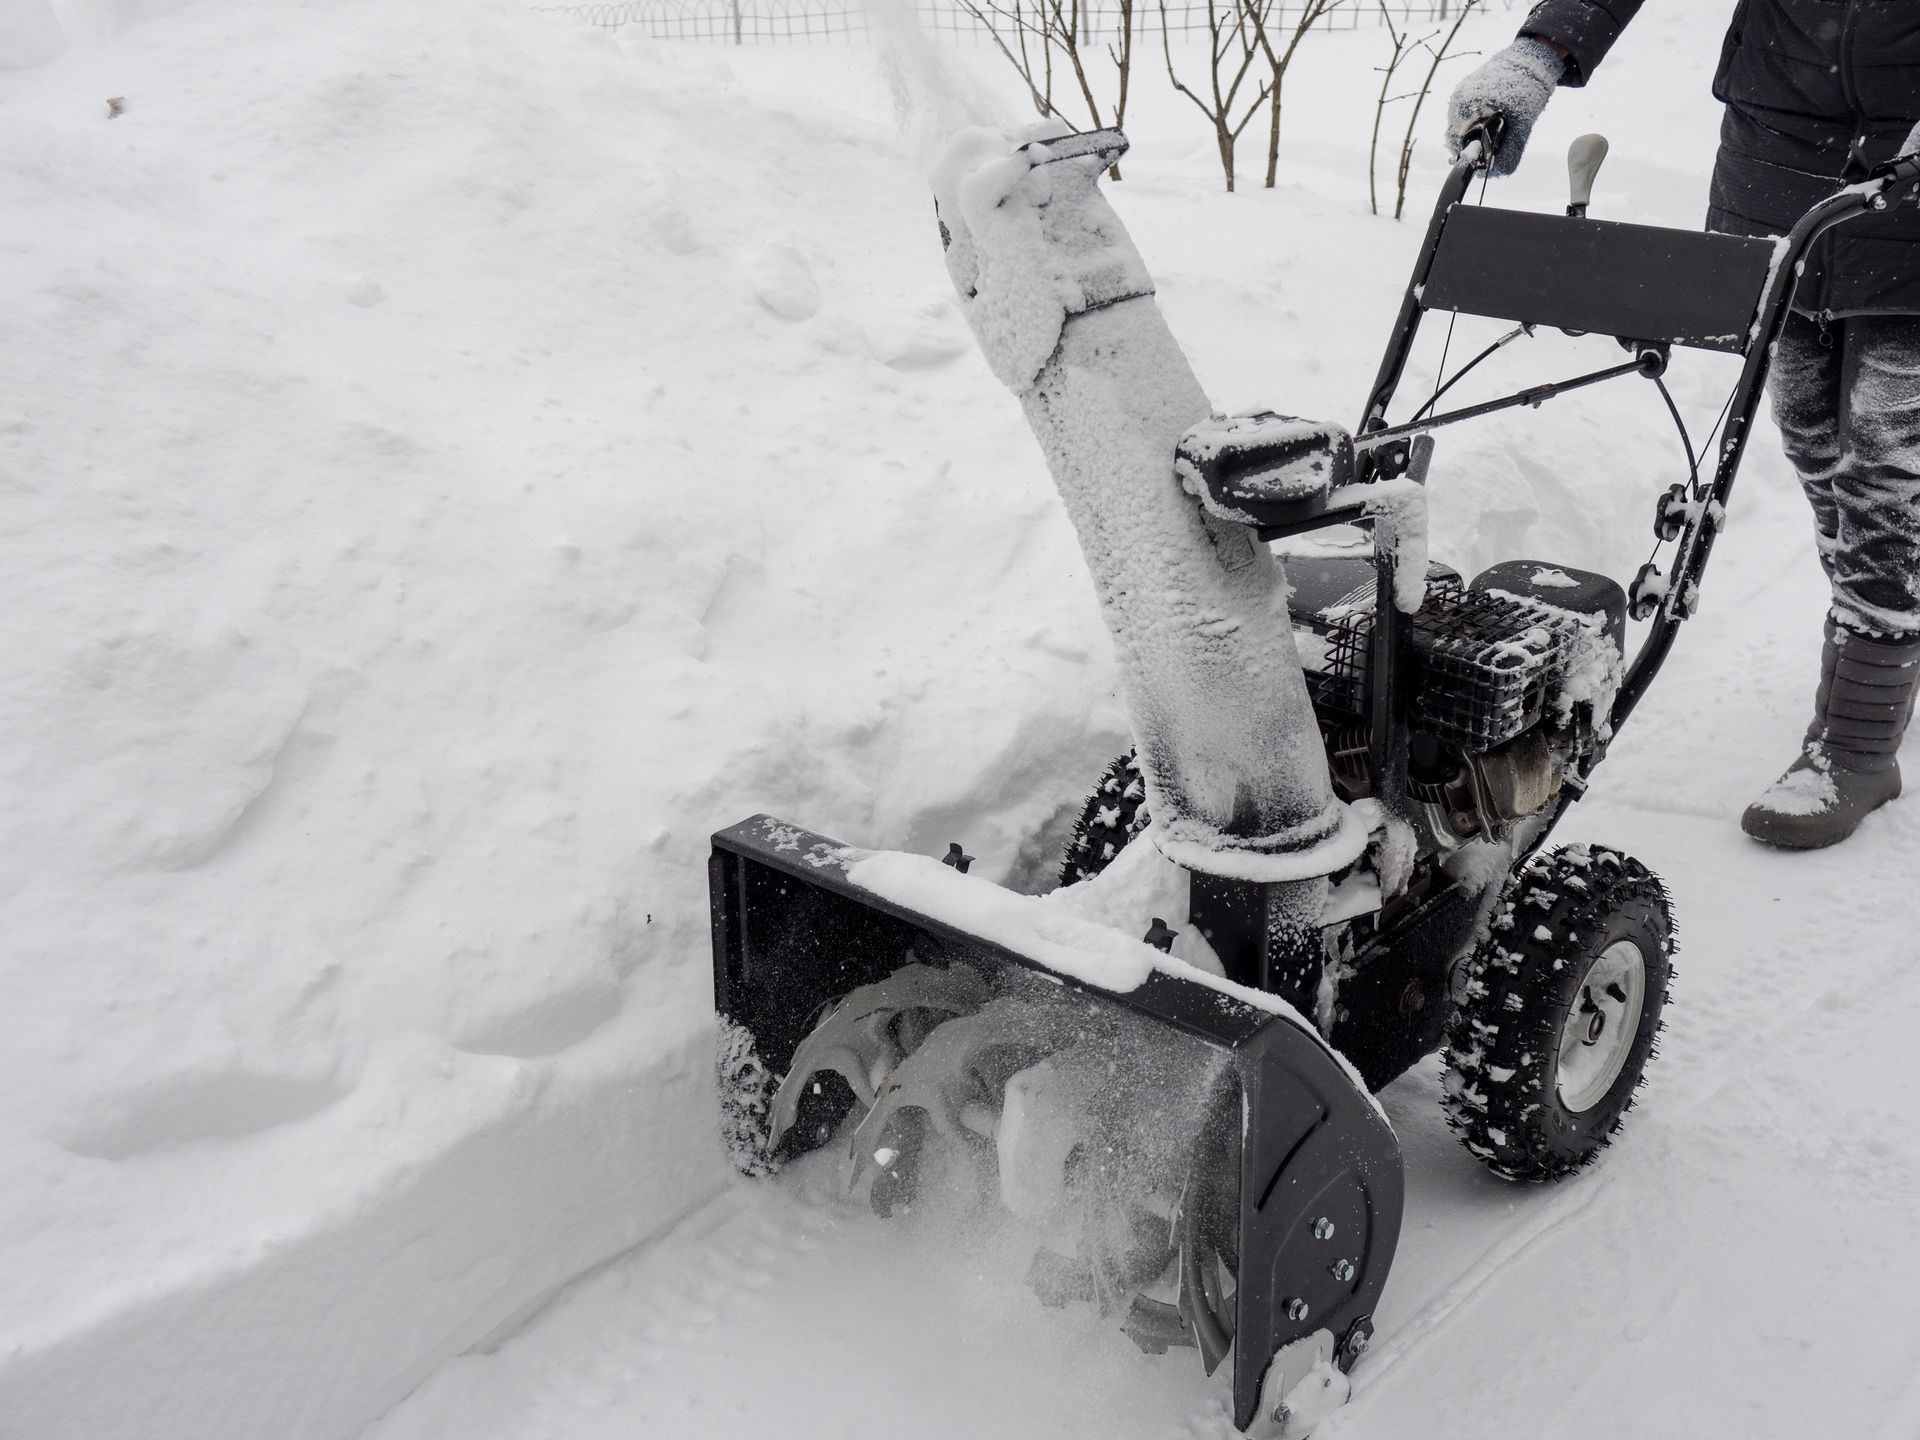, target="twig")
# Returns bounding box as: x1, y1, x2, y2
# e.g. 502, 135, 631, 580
1368, 1, 1413, 215
1394, 0, 1479, 219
